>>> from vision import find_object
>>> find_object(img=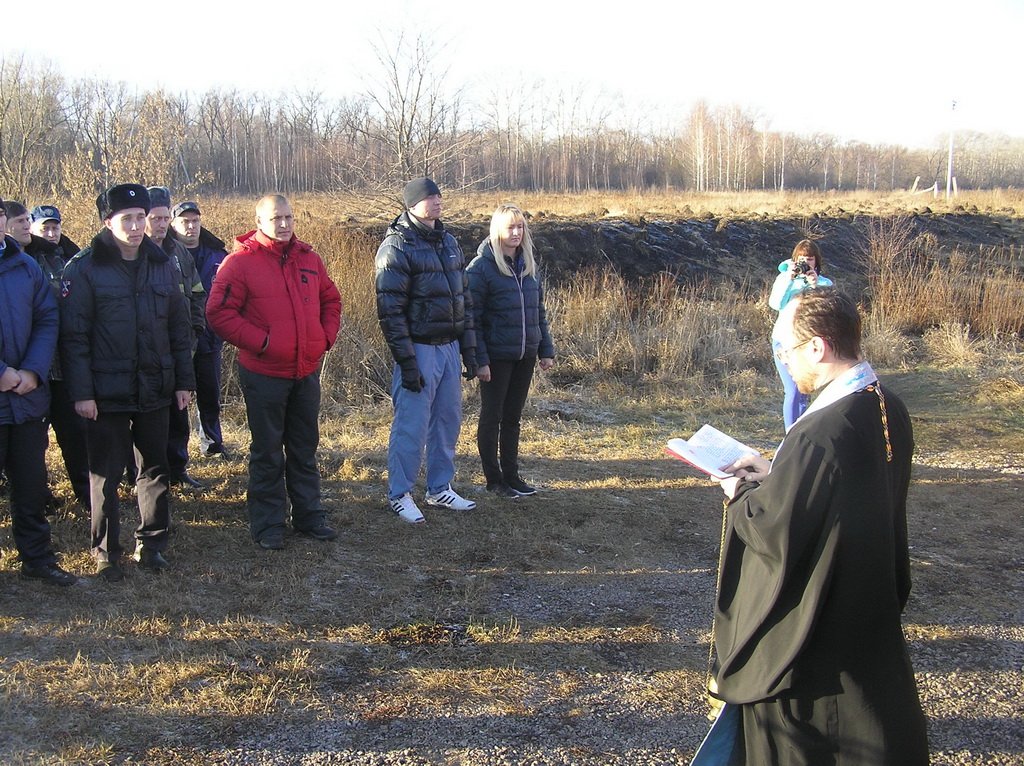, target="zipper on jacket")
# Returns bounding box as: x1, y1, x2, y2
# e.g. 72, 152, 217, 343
506, 254, 527, 361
